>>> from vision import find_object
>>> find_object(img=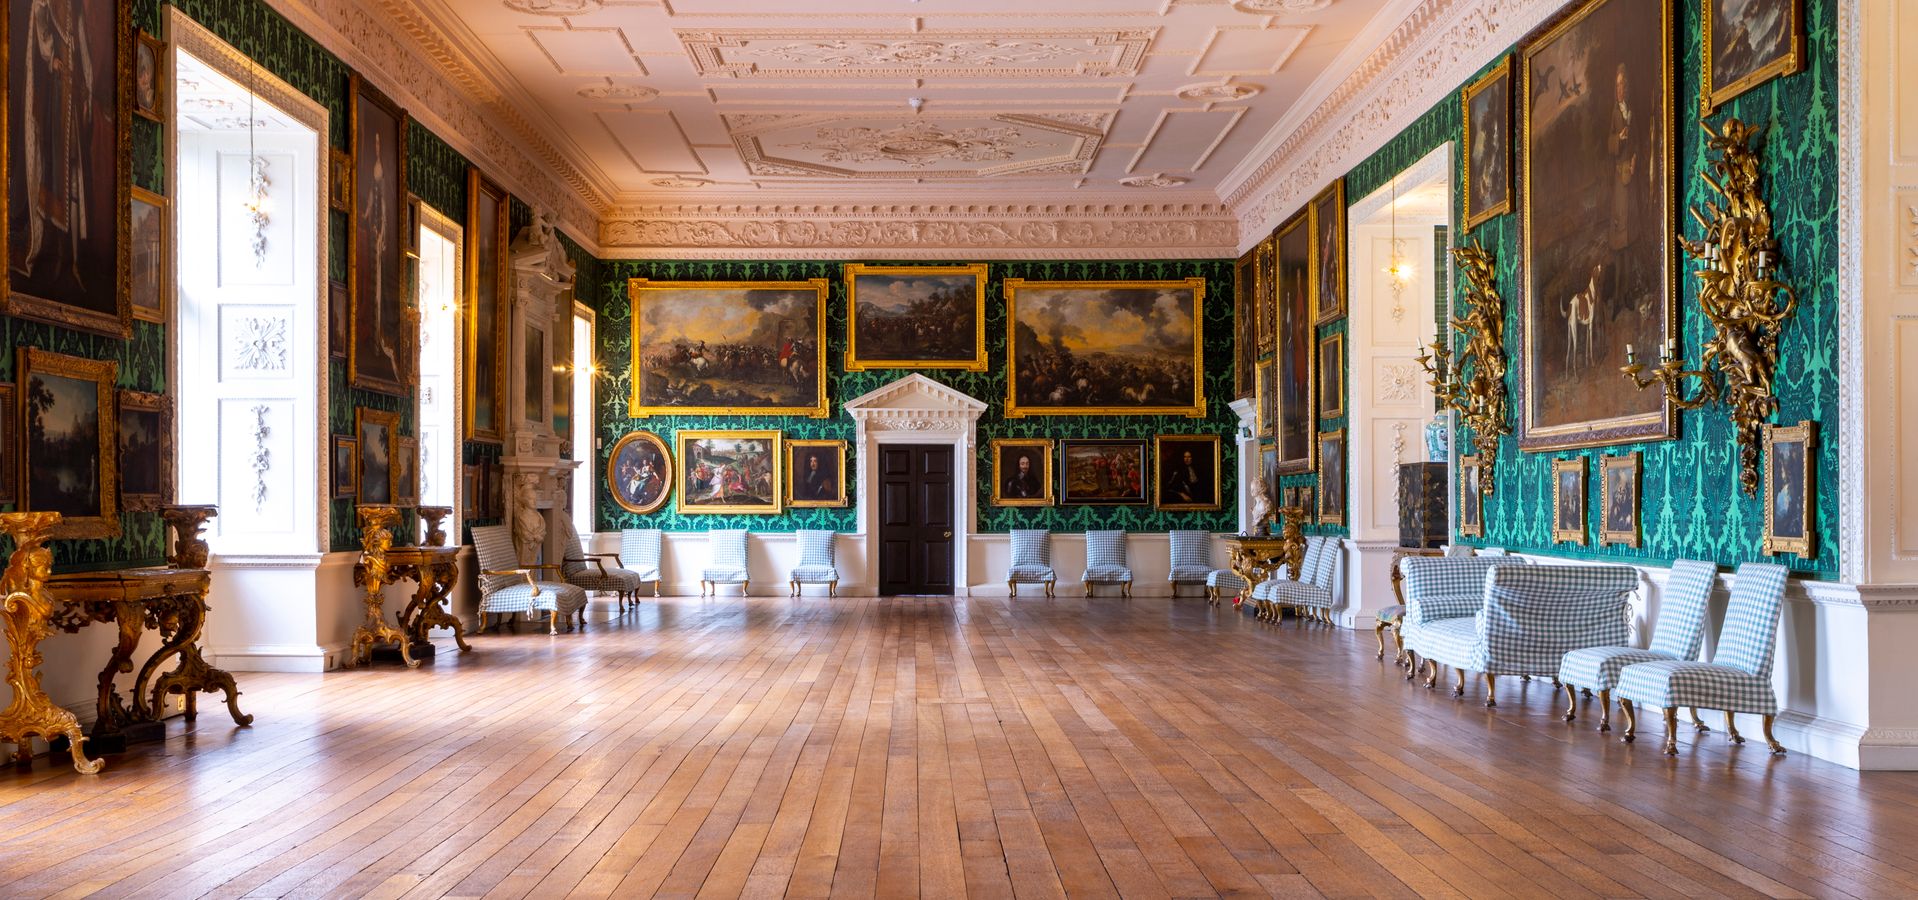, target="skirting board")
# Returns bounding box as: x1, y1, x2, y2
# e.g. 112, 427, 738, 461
208, 643, 342, 673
